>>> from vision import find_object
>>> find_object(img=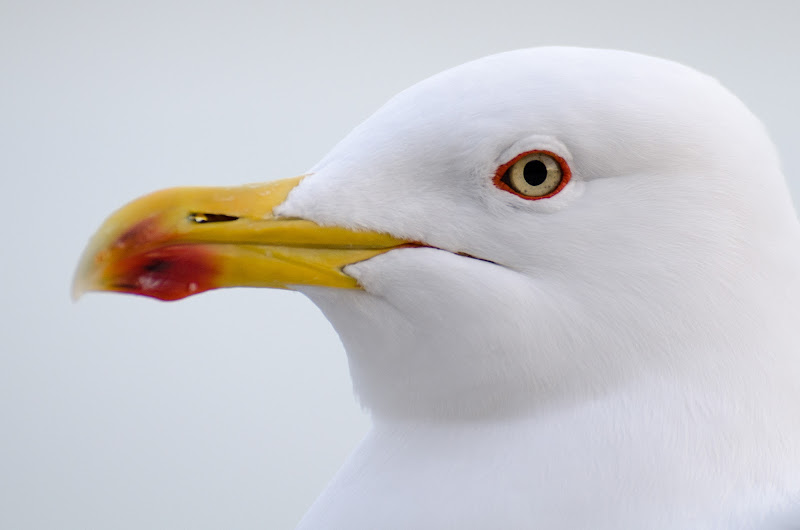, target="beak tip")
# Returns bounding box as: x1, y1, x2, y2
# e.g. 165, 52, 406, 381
71, 270, 89, 302
71, 247, 98, 302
